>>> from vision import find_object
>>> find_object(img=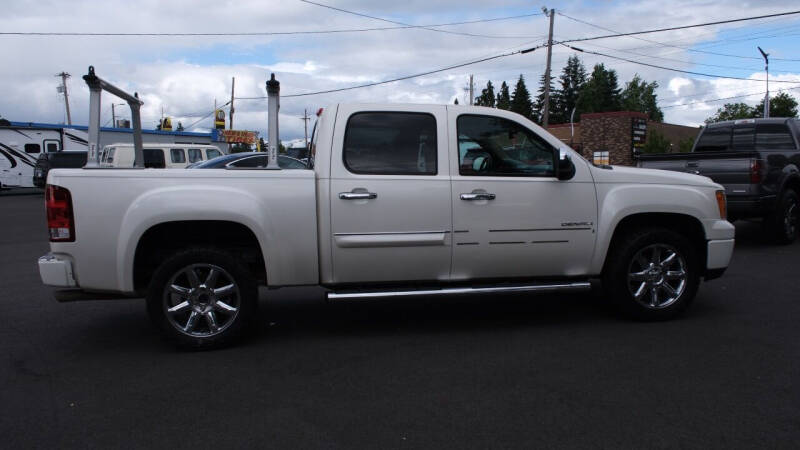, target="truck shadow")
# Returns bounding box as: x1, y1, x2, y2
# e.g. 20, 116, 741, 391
731, 219, 776, 247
